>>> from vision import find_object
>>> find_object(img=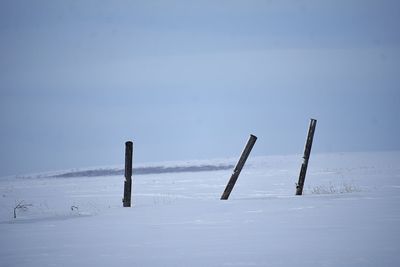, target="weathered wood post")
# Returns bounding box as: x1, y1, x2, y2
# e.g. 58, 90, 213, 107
296, 119, 317, 195
221, 134, 257, 200
123, 141, 133, 207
